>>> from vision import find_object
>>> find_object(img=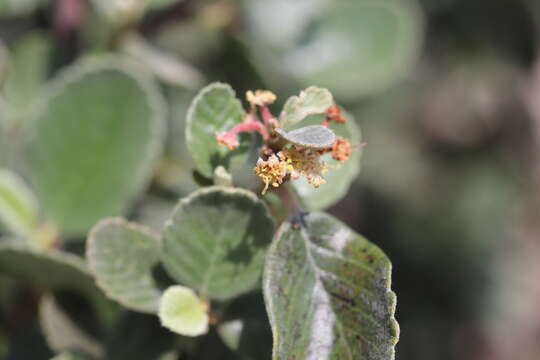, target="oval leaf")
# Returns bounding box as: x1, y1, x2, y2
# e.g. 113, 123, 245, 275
293, 114, 362, 209
275, 125, 336, 149
27, 57, 166, 236
186, 82, 248, 178
0, 168, 39, 236
161, 186, 275, 300
158, 285, 209, 337
86, 218, 162, 313
0, 244, 98, 296
279, 86, 333, 127
263, 212, 399, 360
